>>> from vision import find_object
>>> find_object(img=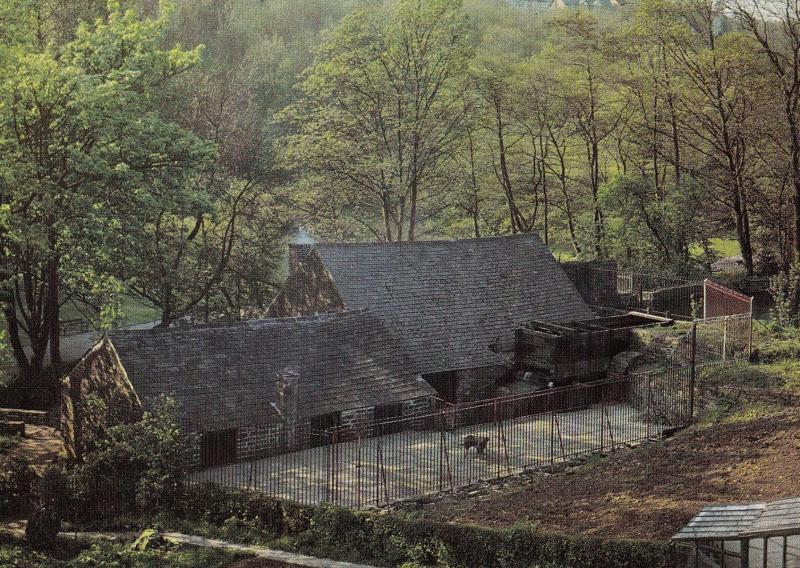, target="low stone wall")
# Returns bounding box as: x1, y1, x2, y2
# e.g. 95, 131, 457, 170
0, 407, 48, 426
